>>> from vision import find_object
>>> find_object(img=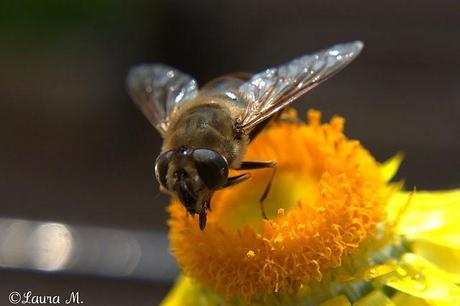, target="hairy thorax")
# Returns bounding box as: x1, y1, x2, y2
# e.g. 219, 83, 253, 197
163, 98, 247, 167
